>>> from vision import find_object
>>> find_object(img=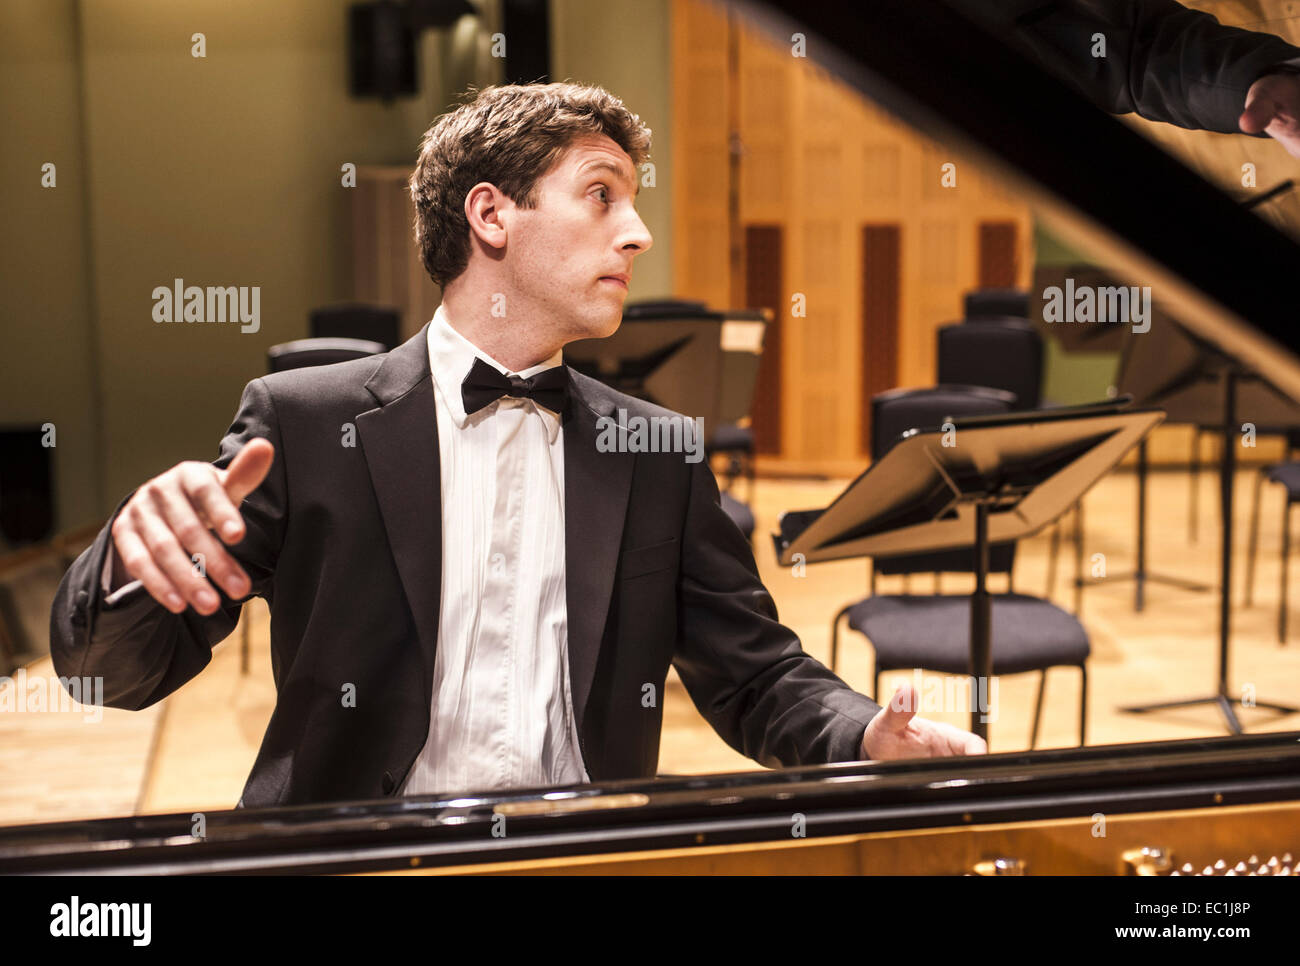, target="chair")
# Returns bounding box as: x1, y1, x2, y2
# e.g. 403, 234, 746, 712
963, 288, 1030, 321
937, 319, 1043, 410
830, 385, 1090, 748
706, 422, 756, 503
719, 490, 755, 543
267, 337, 387, 373
1245, 457, 1300, 644
309, 303, 401, 351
